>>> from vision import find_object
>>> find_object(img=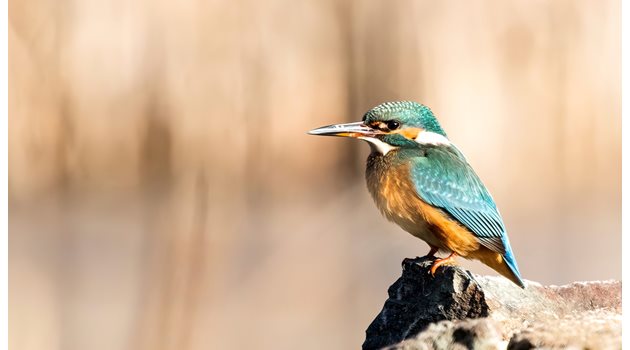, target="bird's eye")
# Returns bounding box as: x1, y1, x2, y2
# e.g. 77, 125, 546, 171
386, 120, 401, 130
